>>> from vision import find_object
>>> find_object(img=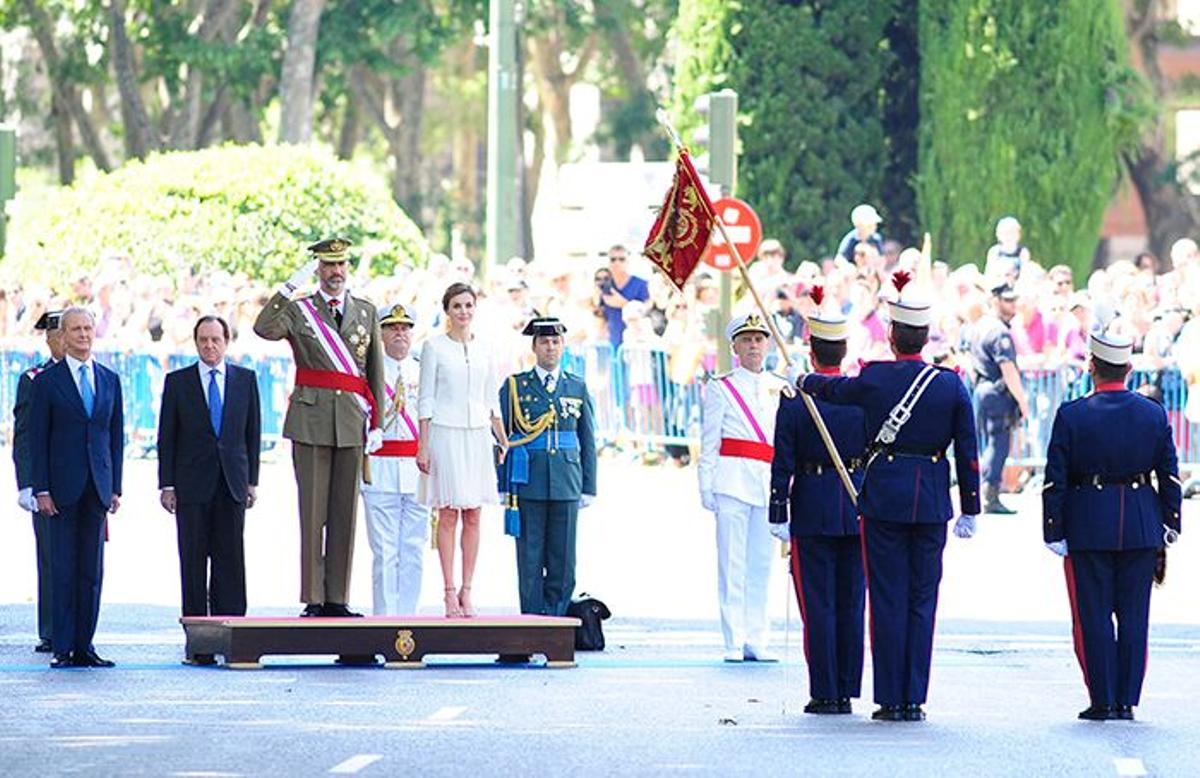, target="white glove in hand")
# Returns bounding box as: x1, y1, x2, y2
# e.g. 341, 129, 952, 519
365, 428, 384, 454
281, 258, 319, 295
579, 494, 595, 509
700, 490, 716, 512
769, 522, 791, 543
17, 487, 36, 513
787, 362, 806, 388
952, 514, 977, 539
1045, 540, 1068, 557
